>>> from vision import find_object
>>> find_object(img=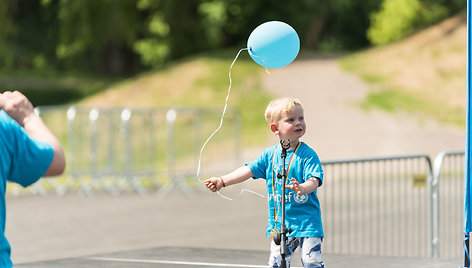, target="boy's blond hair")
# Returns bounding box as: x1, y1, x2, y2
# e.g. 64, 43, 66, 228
264, 98, 303, 124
